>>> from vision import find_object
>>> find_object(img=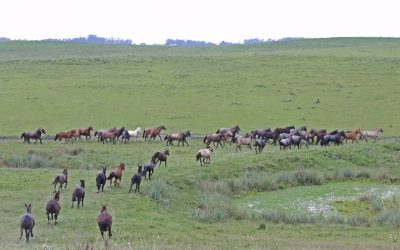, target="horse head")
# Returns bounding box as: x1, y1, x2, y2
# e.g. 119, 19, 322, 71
88, 126, 94, 131
63, 168, 68, 175
165, 149, 170, 155
80, 179, 85, 188
186, 130, 191, 137
24, 203, 32, 214
119, 163, 126, 170
159, 125, 167, 130
100, 204, 107, 213
54, 191, 61, 201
